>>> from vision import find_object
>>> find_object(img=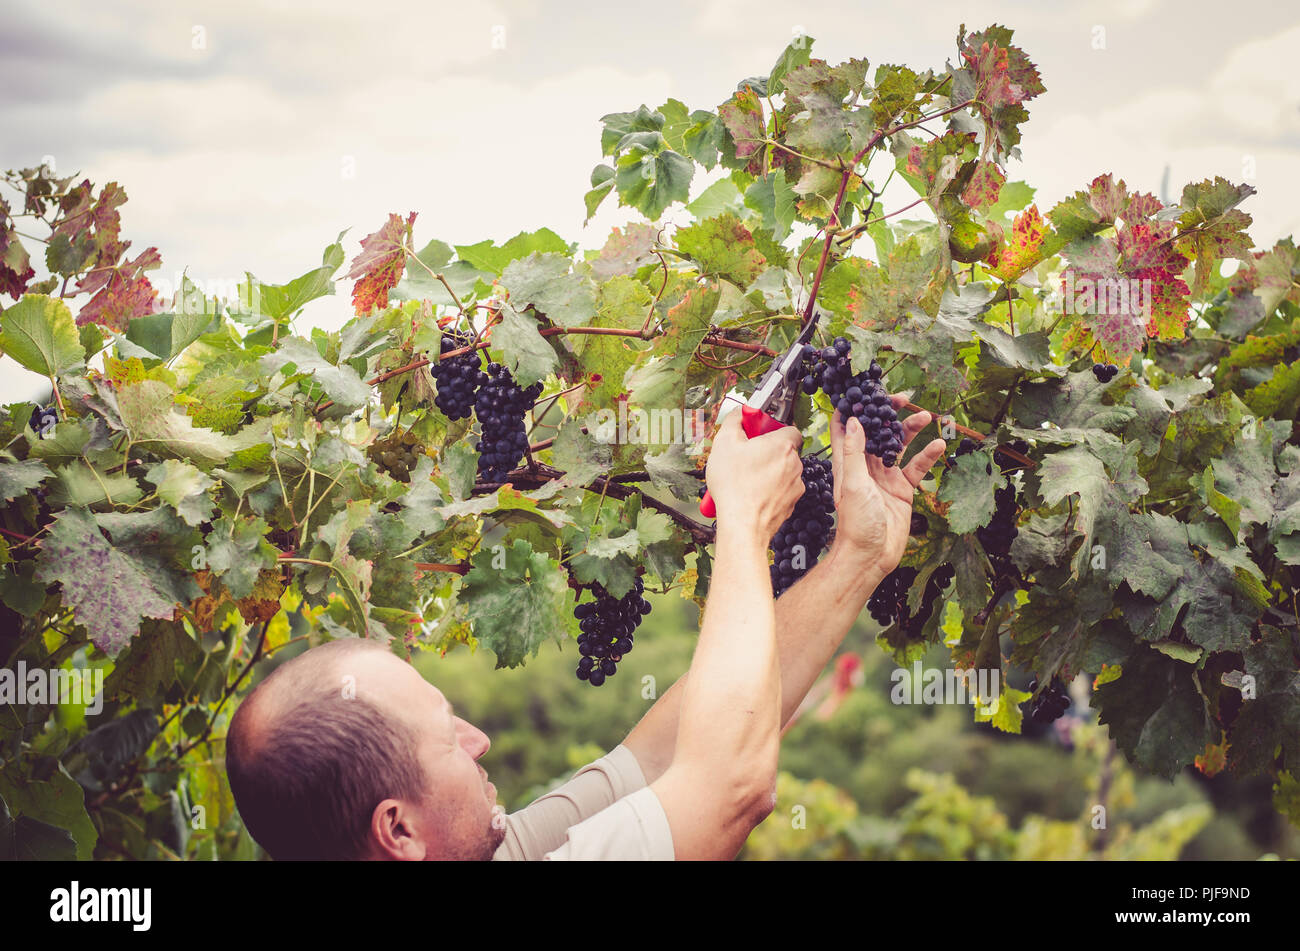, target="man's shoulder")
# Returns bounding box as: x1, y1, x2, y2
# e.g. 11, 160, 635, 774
491, 746, 666, 860
523, 786, 675, 861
